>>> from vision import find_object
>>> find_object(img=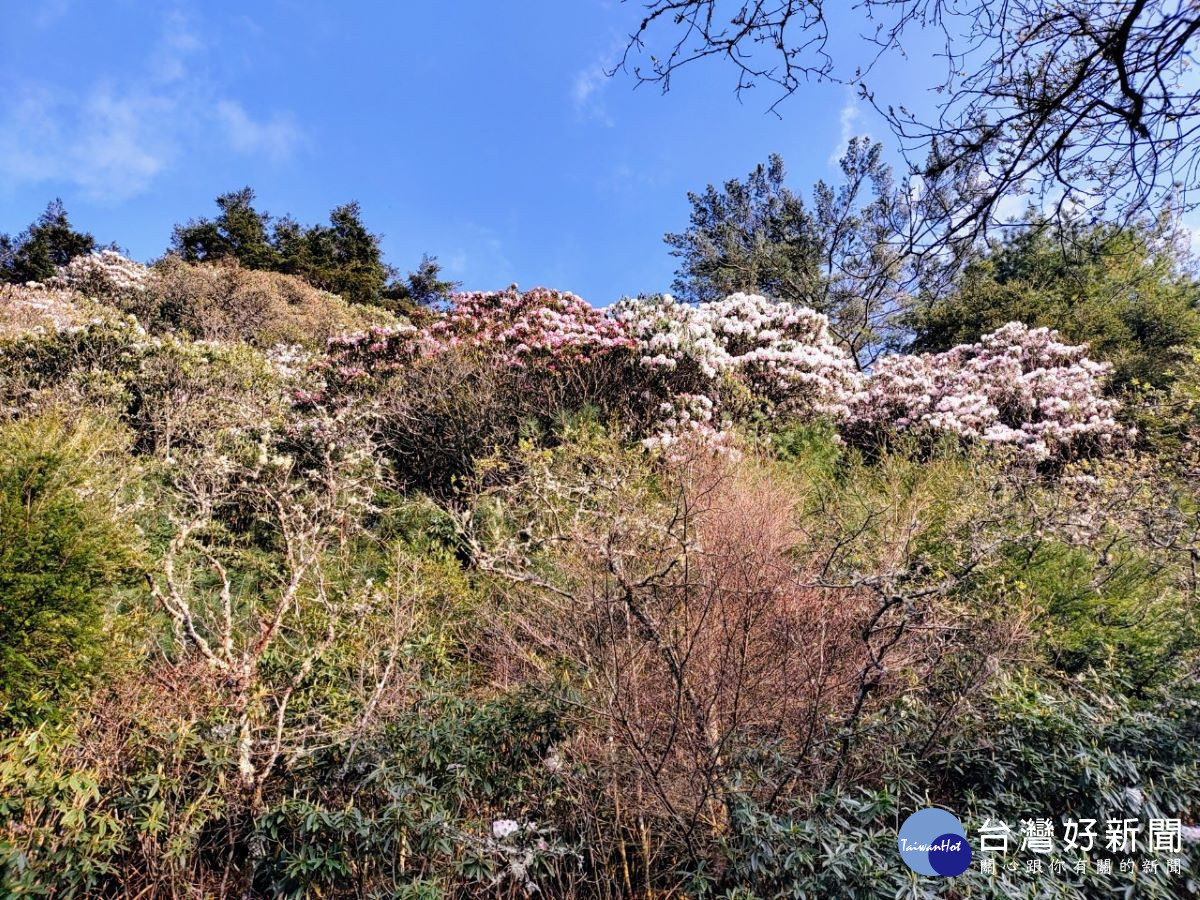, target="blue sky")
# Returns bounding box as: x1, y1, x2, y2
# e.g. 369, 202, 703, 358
1, 1, 938, 304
